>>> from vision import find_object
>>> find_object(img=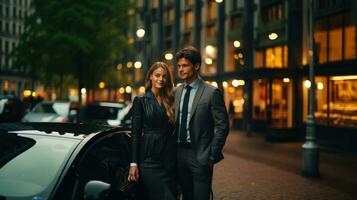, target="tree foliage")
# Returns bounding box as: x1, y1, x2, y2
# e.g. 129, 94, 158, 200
13, 0, 133, 100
